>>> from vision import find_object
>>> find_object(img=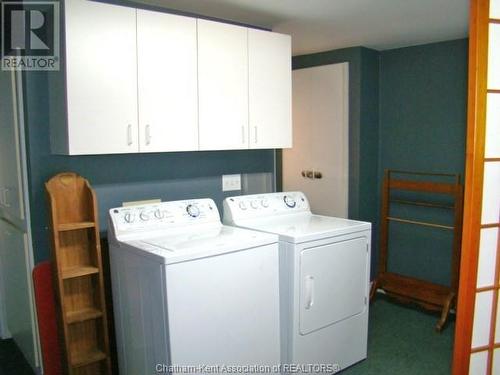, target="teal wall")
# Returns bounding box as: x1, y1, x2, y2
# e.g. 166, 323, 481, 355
379, 39, 468, 285
288, 39, 467, 283
290, 47, 381, 276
